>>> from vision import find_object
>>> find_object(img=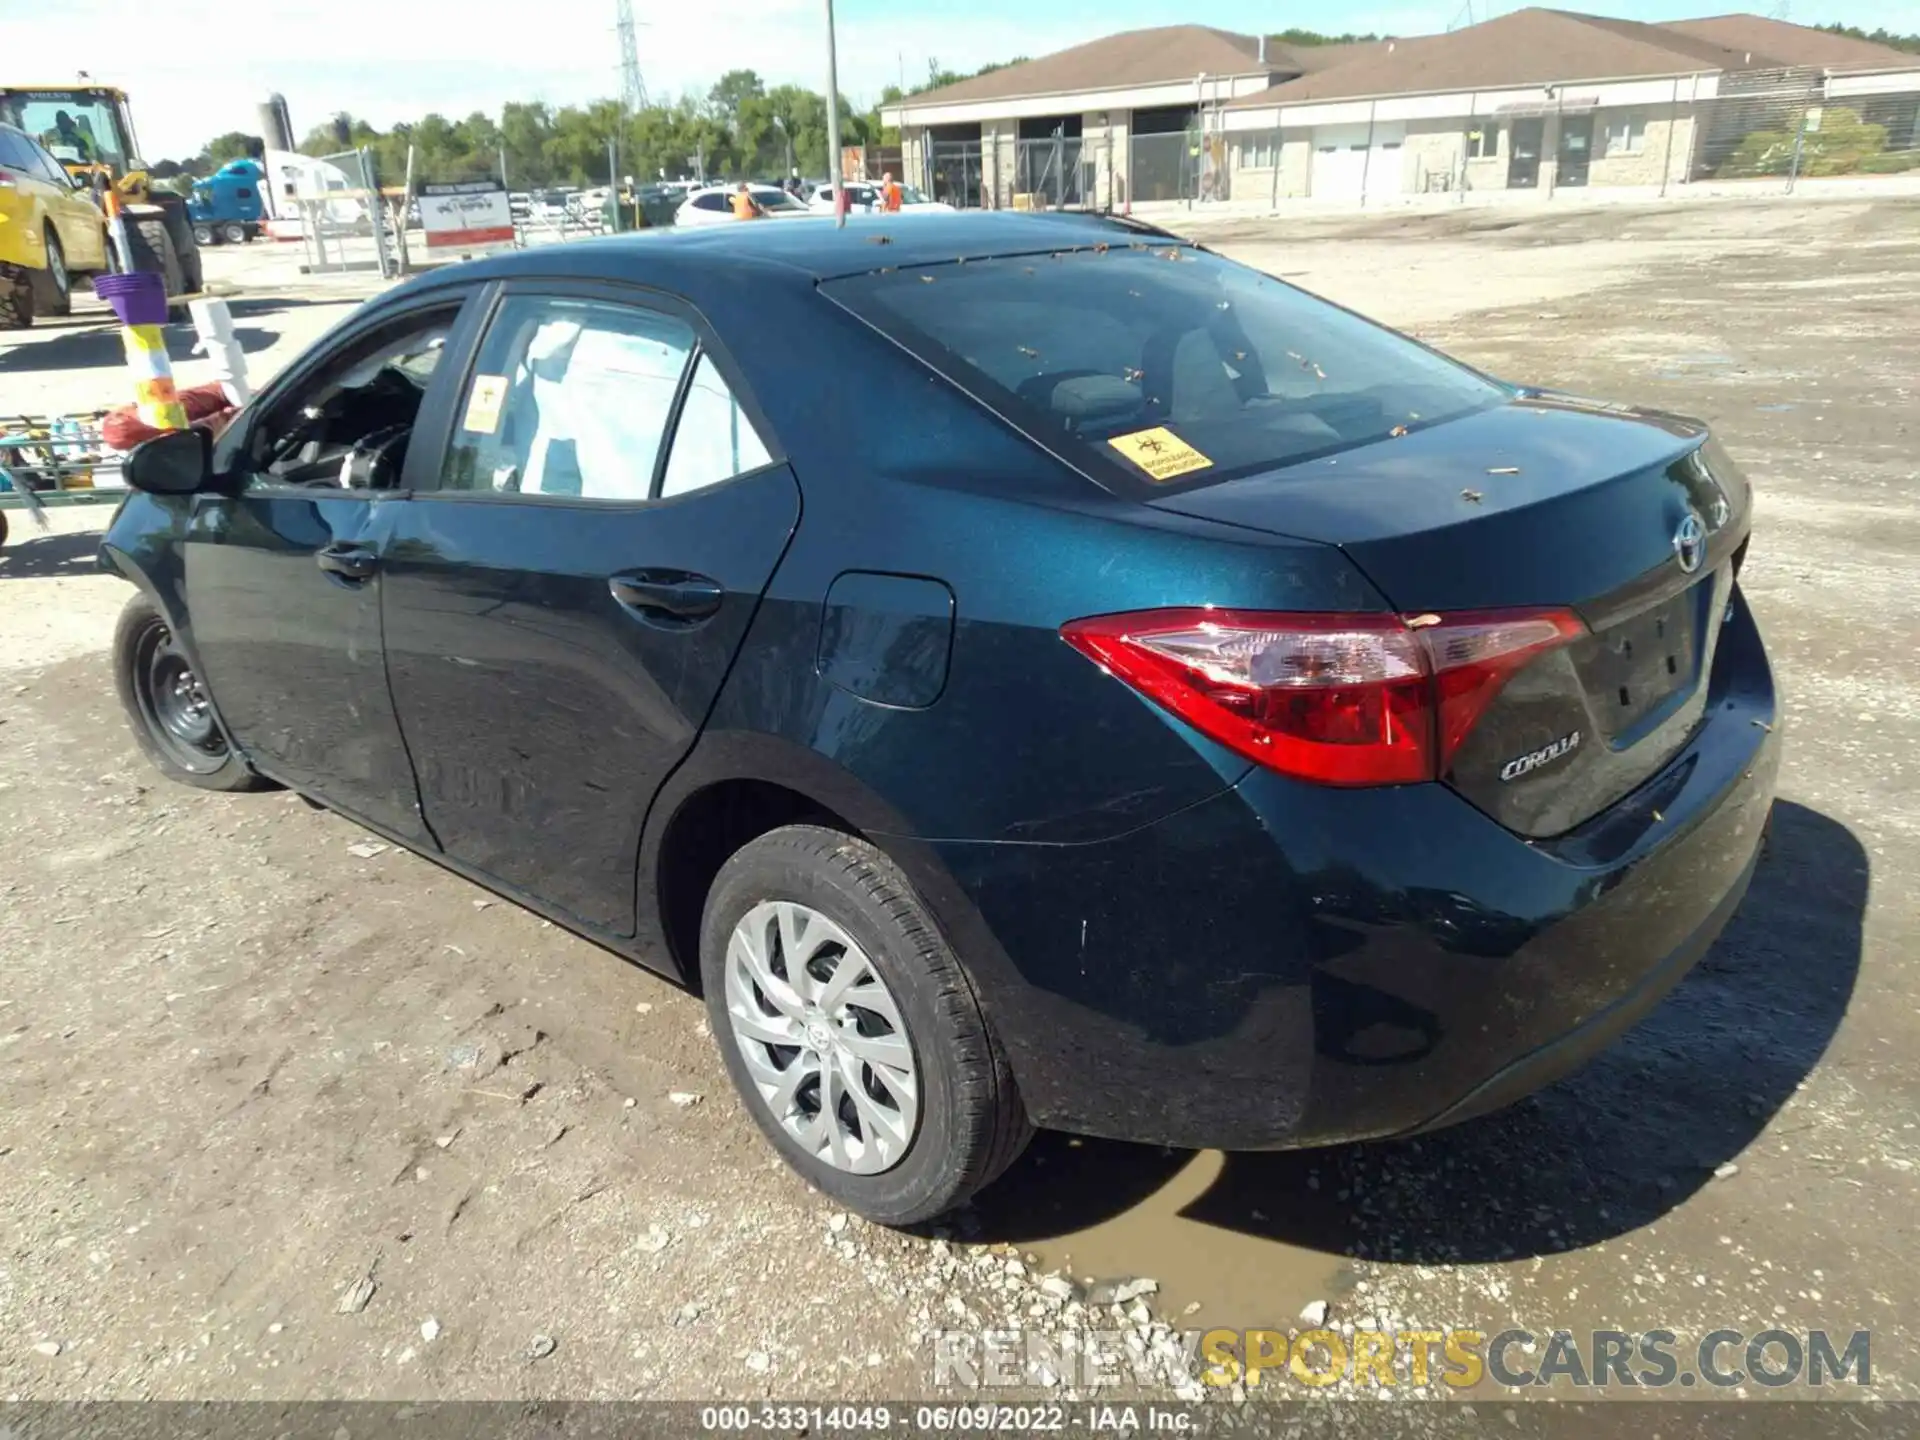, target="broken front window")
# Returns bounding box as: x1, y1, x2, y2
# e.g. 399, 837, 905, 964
238, 310, 455, 489
825, 243, 1506, 492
